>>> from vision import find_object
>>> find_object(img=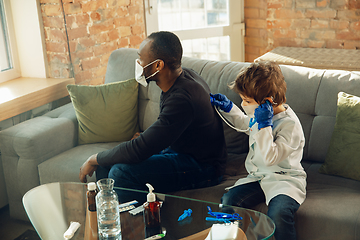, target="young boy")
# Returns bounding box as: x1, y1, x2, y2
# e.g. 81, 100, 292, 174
211, 61, 306, 240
